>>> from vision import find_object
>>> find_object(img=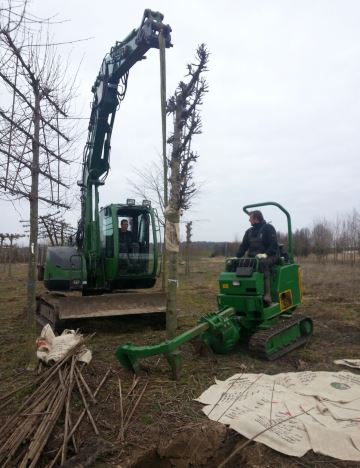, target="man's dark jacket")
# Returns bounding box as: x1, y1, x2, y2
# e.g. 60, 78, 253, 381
119, 230, 133, 244
236, 221, 278, 258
